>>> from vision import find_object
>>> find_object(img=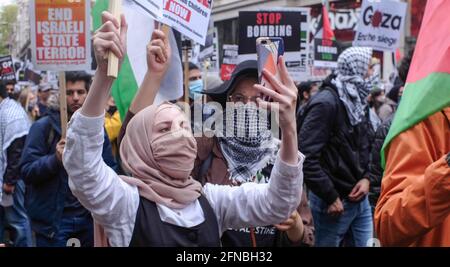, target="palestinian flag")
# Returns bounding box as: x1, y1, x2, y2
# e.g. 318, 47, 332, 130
381, 0, 450, 167
315, 1, 335, 41
92, 0, 183, 120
